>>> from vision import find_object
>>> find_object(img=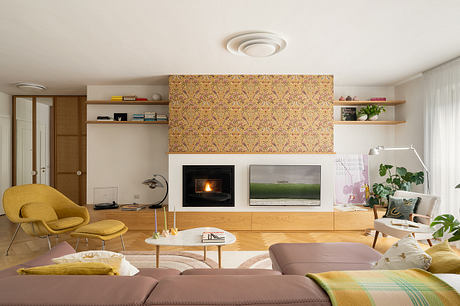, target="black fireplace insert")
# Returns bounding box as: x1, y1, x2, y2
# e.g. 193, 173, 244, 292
183, 165, 235, 207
